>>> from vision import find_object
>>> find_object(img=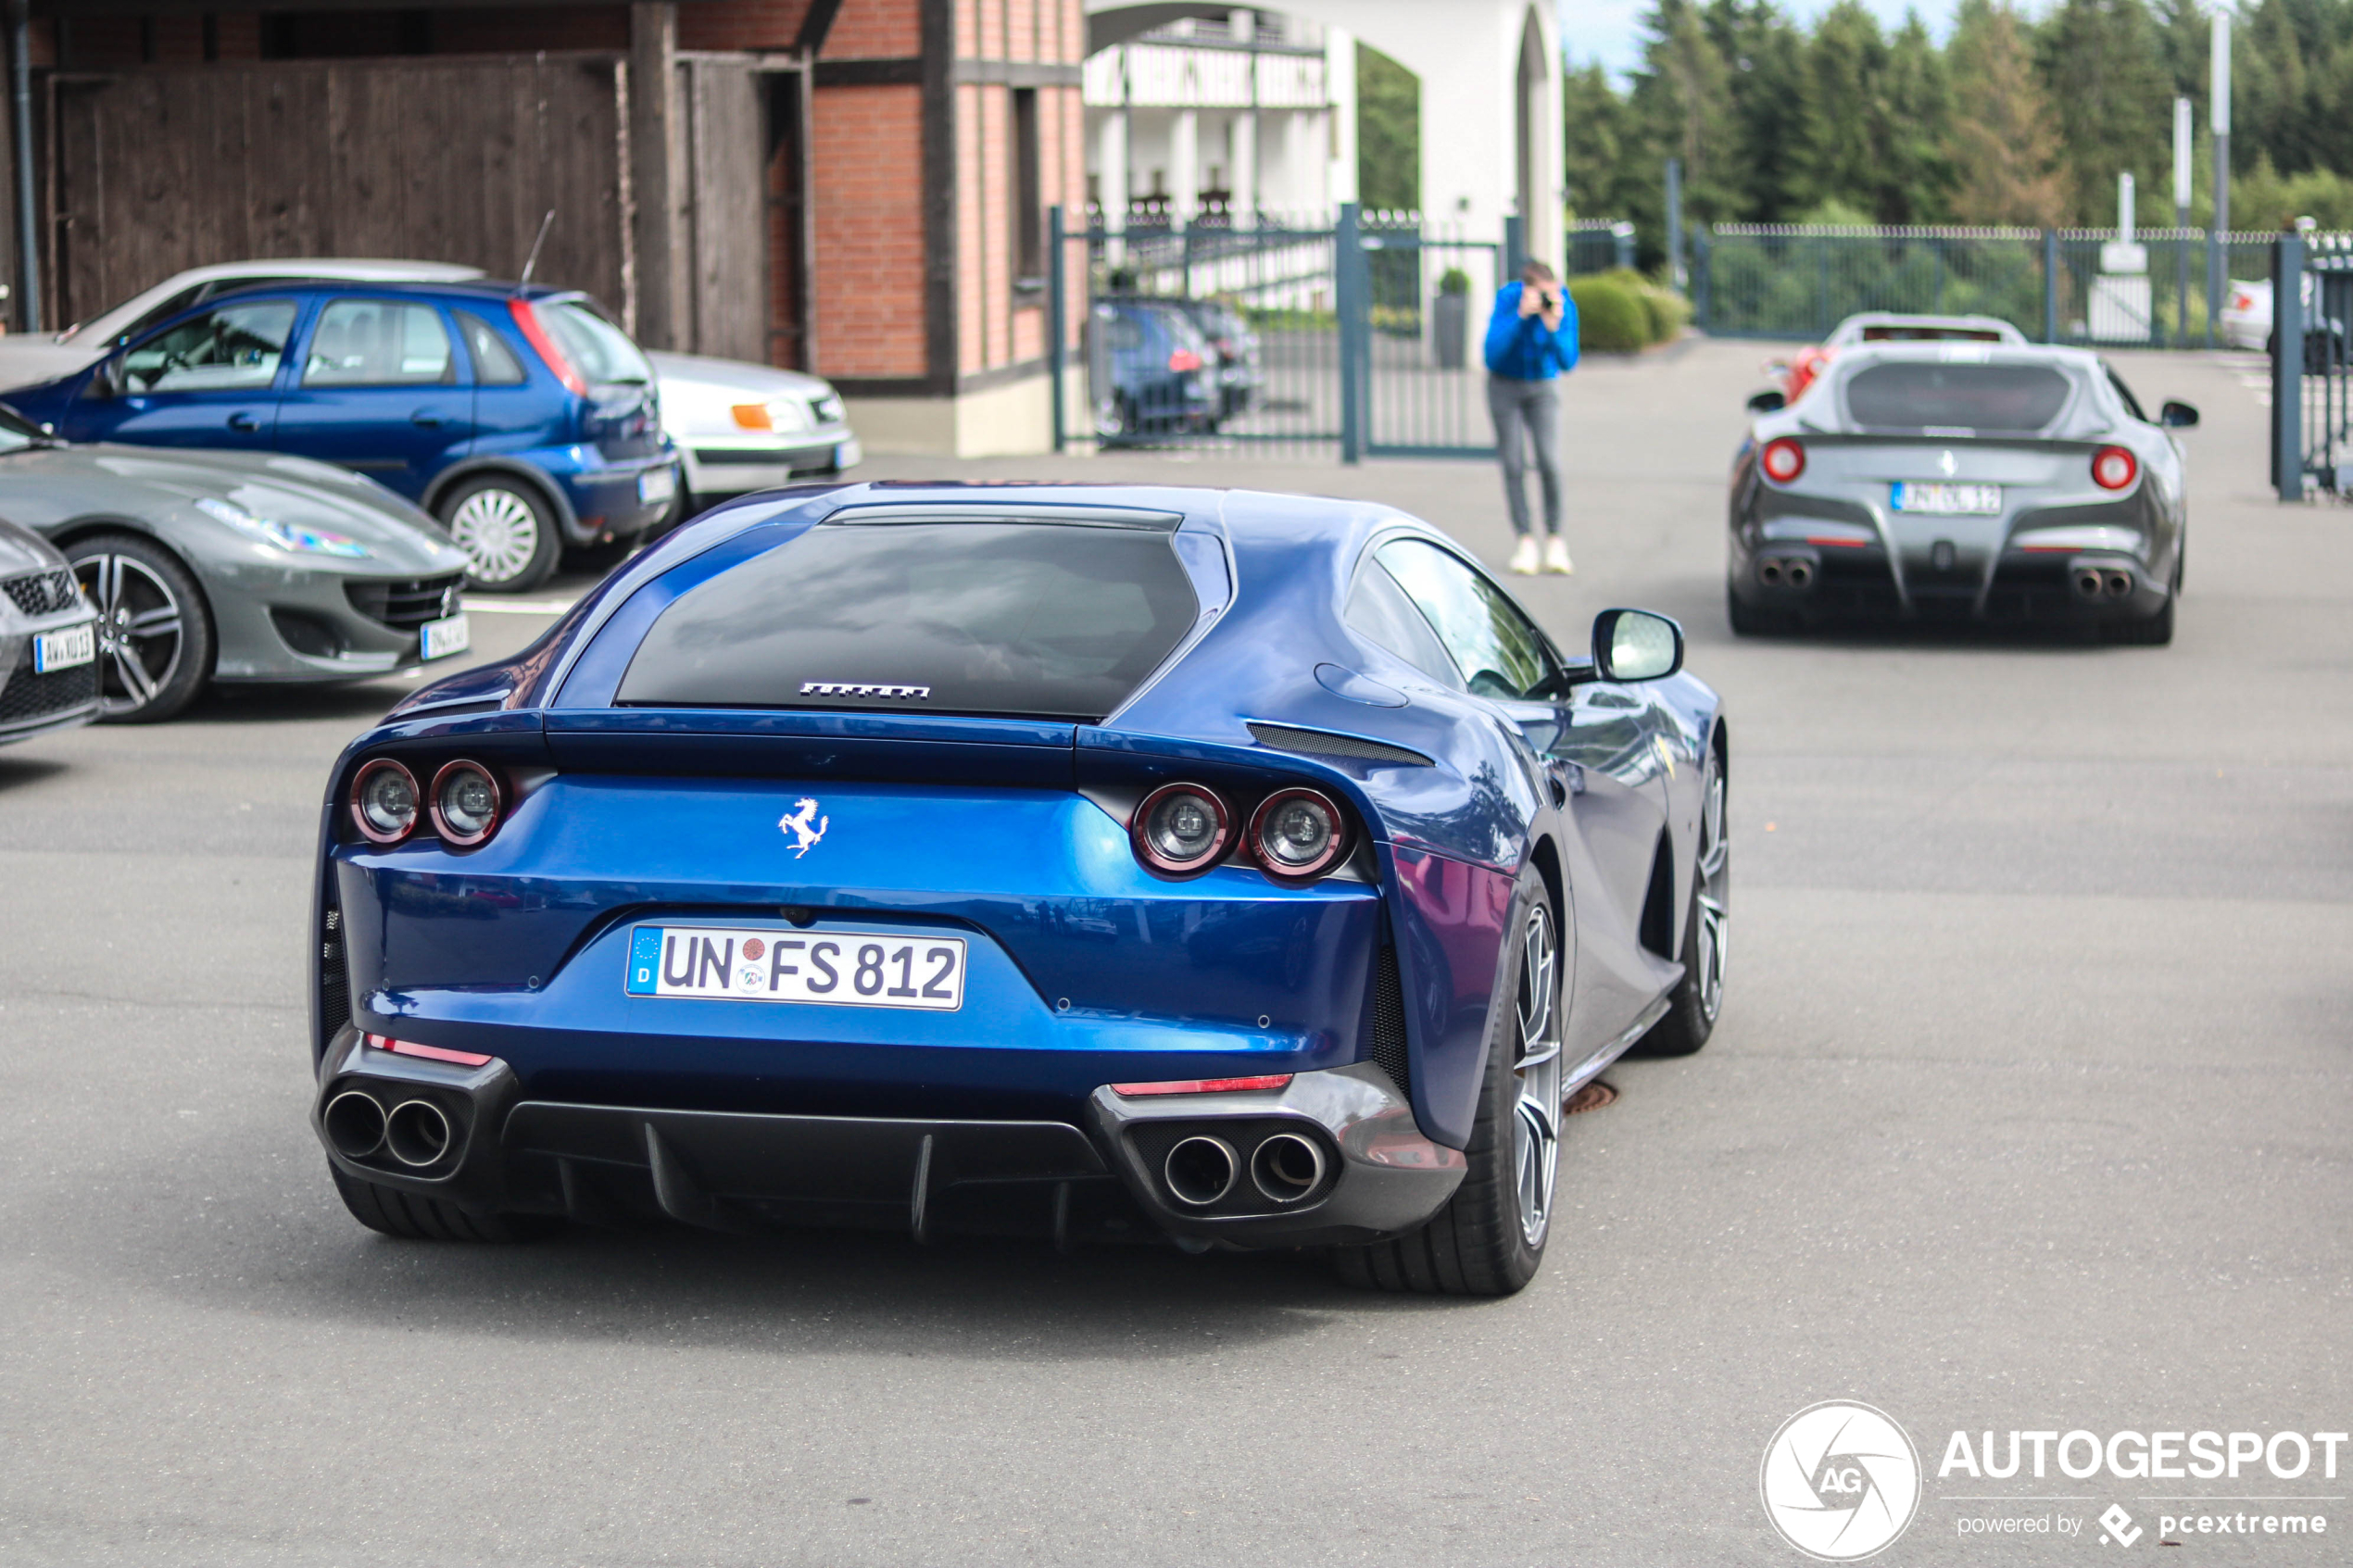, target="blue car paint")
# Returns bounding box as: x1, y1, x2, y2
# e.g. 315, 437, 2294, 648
7, 282, 676, 546
314, 482, 1722, 1160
